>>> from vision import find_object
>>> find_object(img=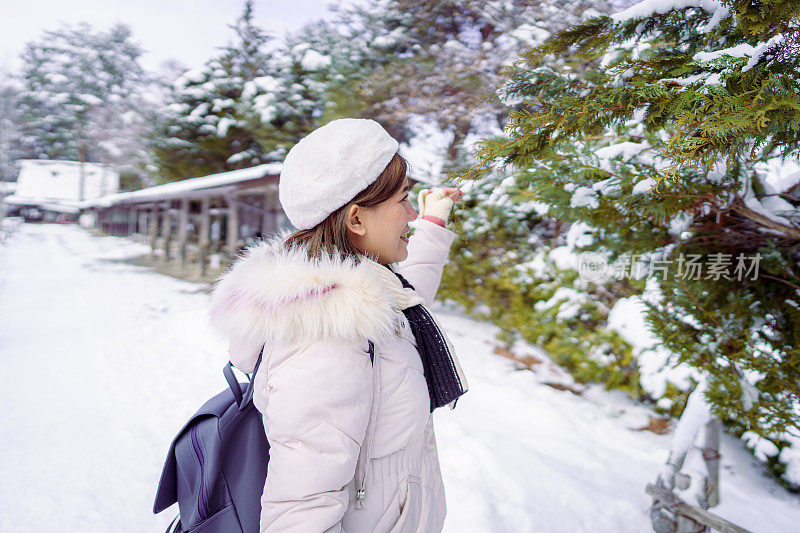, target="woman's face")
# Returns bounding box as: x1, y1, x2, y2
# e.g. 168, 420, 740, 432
347, 177, 417, 264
